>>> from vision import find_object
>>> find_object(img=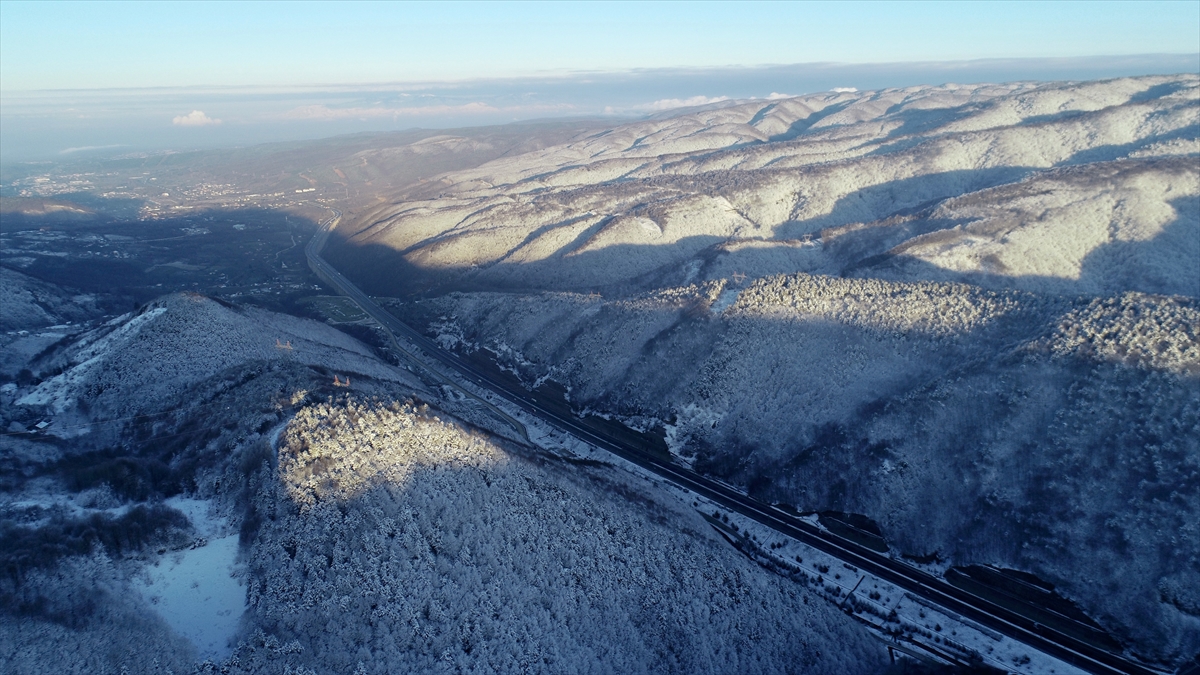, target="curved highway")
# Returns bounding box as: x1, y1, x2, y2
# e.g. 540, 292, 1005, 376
306, 210, 528, 441
307, 210, 1166, 675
